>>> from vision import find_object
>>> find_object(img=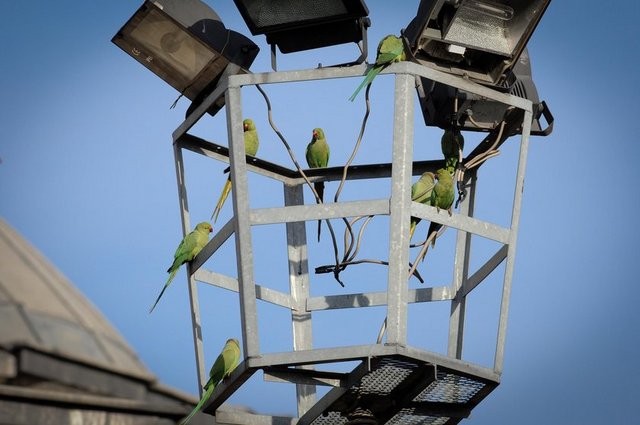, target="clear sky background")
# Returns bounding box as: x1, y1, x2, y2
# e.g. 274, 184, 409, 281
1, 1, 639, 423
